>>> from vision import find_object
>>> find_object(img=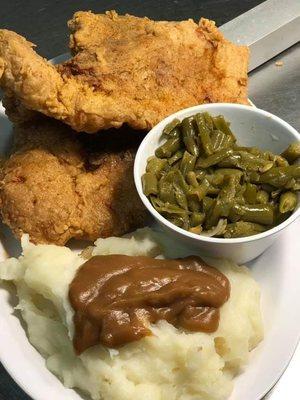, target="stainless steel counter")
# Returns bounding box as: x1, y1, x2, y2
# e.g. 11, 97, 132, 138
250, 43, 300, 130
